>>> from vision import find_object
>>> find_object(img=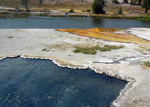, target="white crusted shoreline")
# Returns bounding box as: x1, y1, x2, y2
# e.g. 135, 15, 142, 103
0, 28, 150, 107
